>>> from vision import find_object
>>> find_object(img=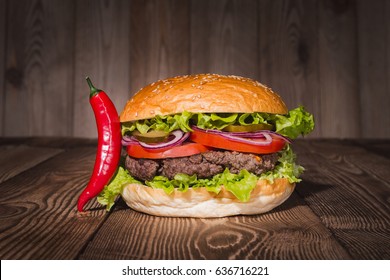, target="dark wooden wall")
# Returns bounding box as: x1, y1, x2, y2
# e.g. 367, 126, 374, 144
1, 0, 389, 139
